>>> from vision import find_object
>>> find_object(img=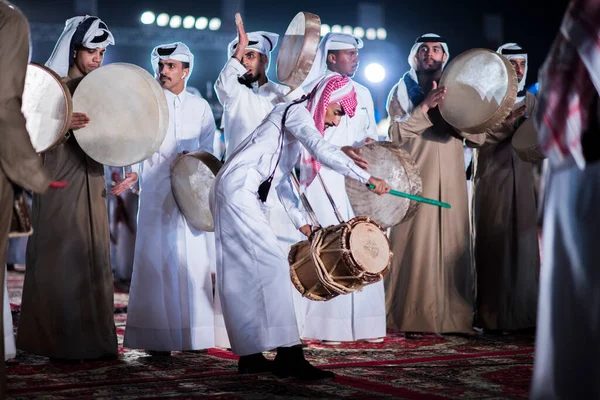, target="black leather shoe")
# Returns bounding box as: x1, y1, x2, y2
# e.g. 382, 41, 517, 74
273, 346, 334, 380
237, 353, 273, 374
